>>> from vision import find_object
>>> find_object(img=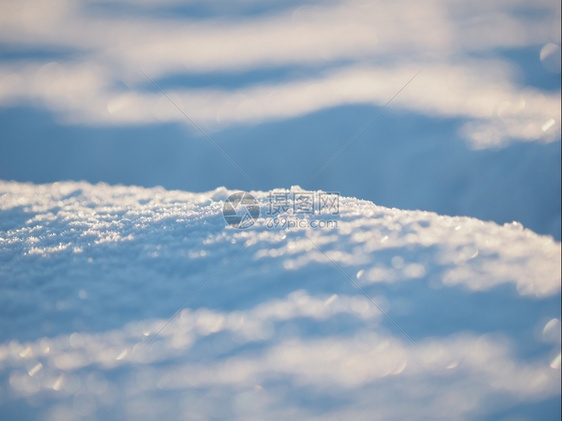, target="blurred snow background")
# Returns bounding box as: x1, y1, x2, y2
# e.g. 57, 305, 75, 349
0, 0, 561, 419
